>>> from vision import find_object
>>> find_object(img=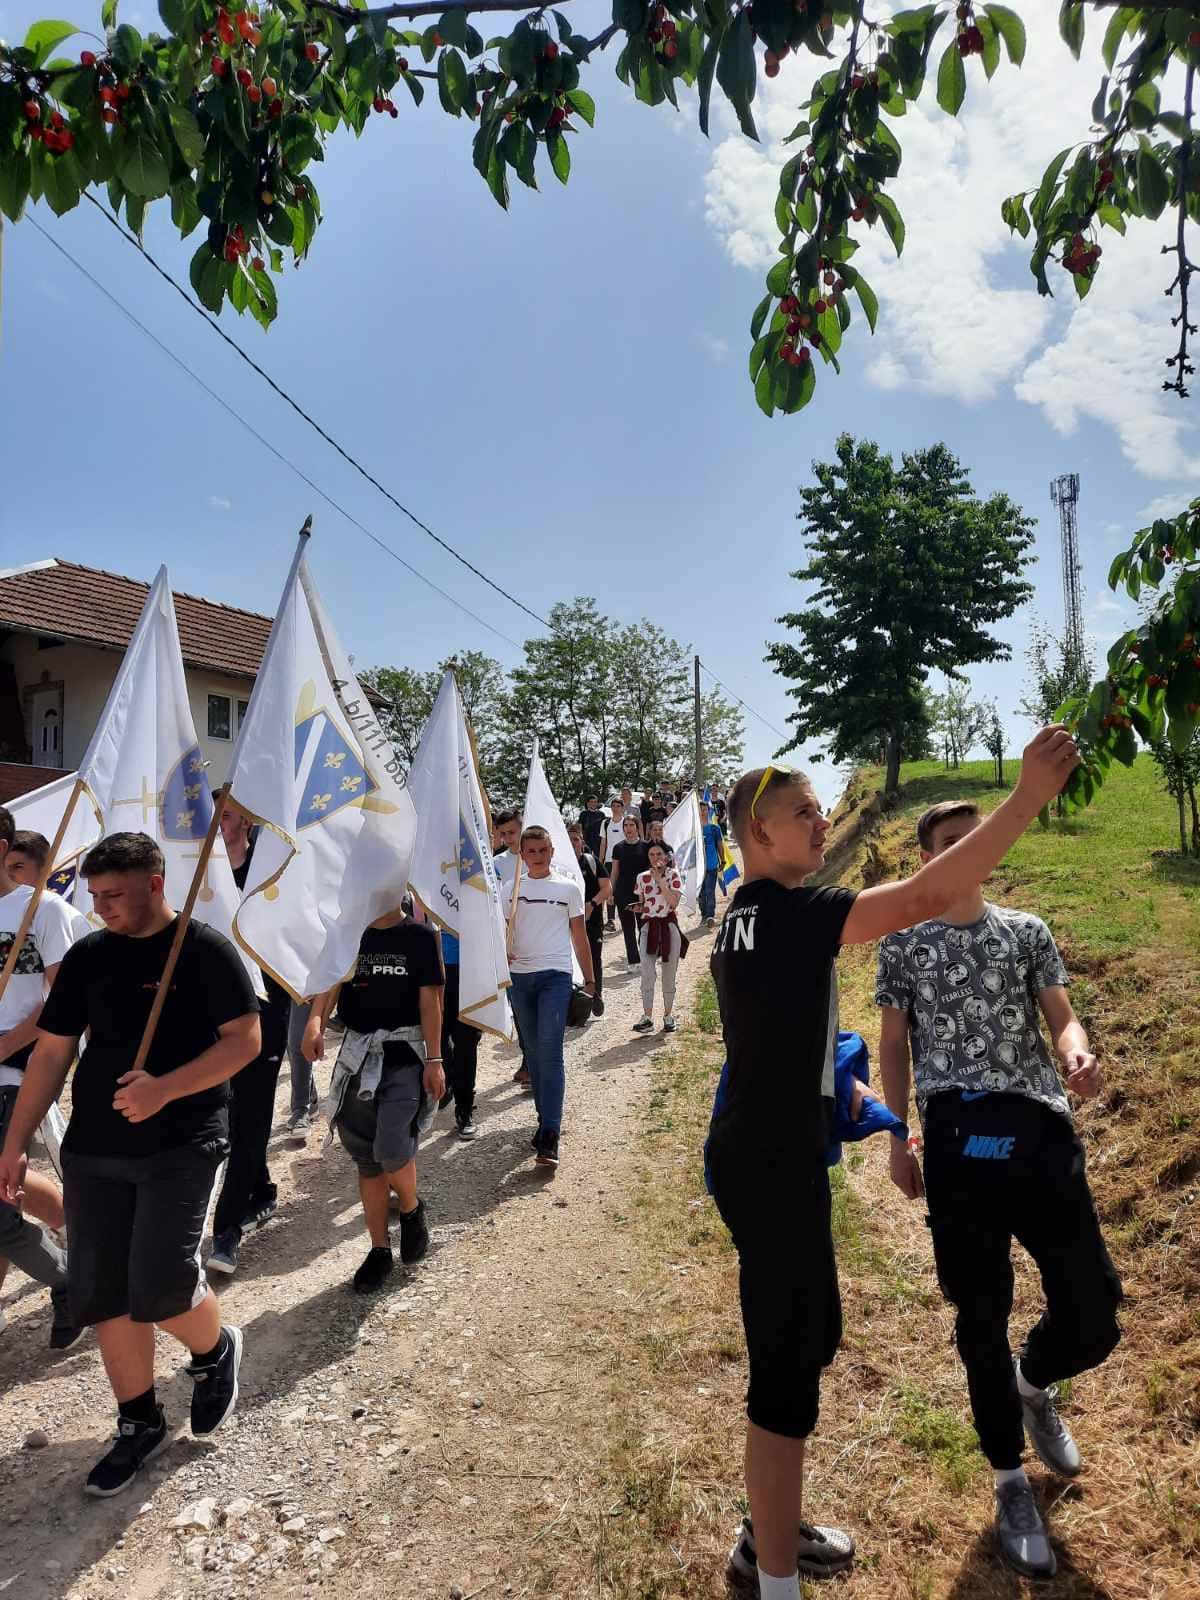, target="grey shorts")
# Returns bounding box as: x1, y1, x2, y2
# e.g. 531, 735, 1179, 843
61, 1138, 227, 1326
335, 1050, 425, 1177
